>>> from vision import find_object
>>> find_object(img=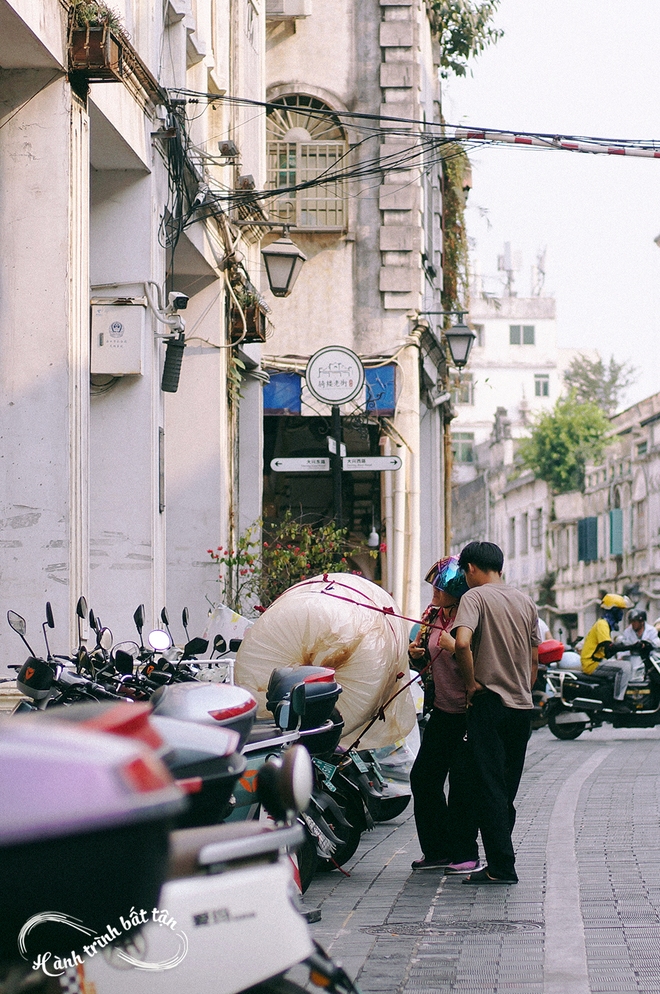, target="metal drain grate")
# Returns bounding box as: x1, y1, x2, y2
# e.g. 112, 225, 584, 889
361, 920, 544, 936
